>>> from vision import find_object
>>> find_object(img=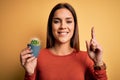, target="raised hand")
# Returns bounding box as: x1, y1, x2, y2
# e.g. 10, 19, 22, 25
86, 27, 103, 66
20, 47, 37, 75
